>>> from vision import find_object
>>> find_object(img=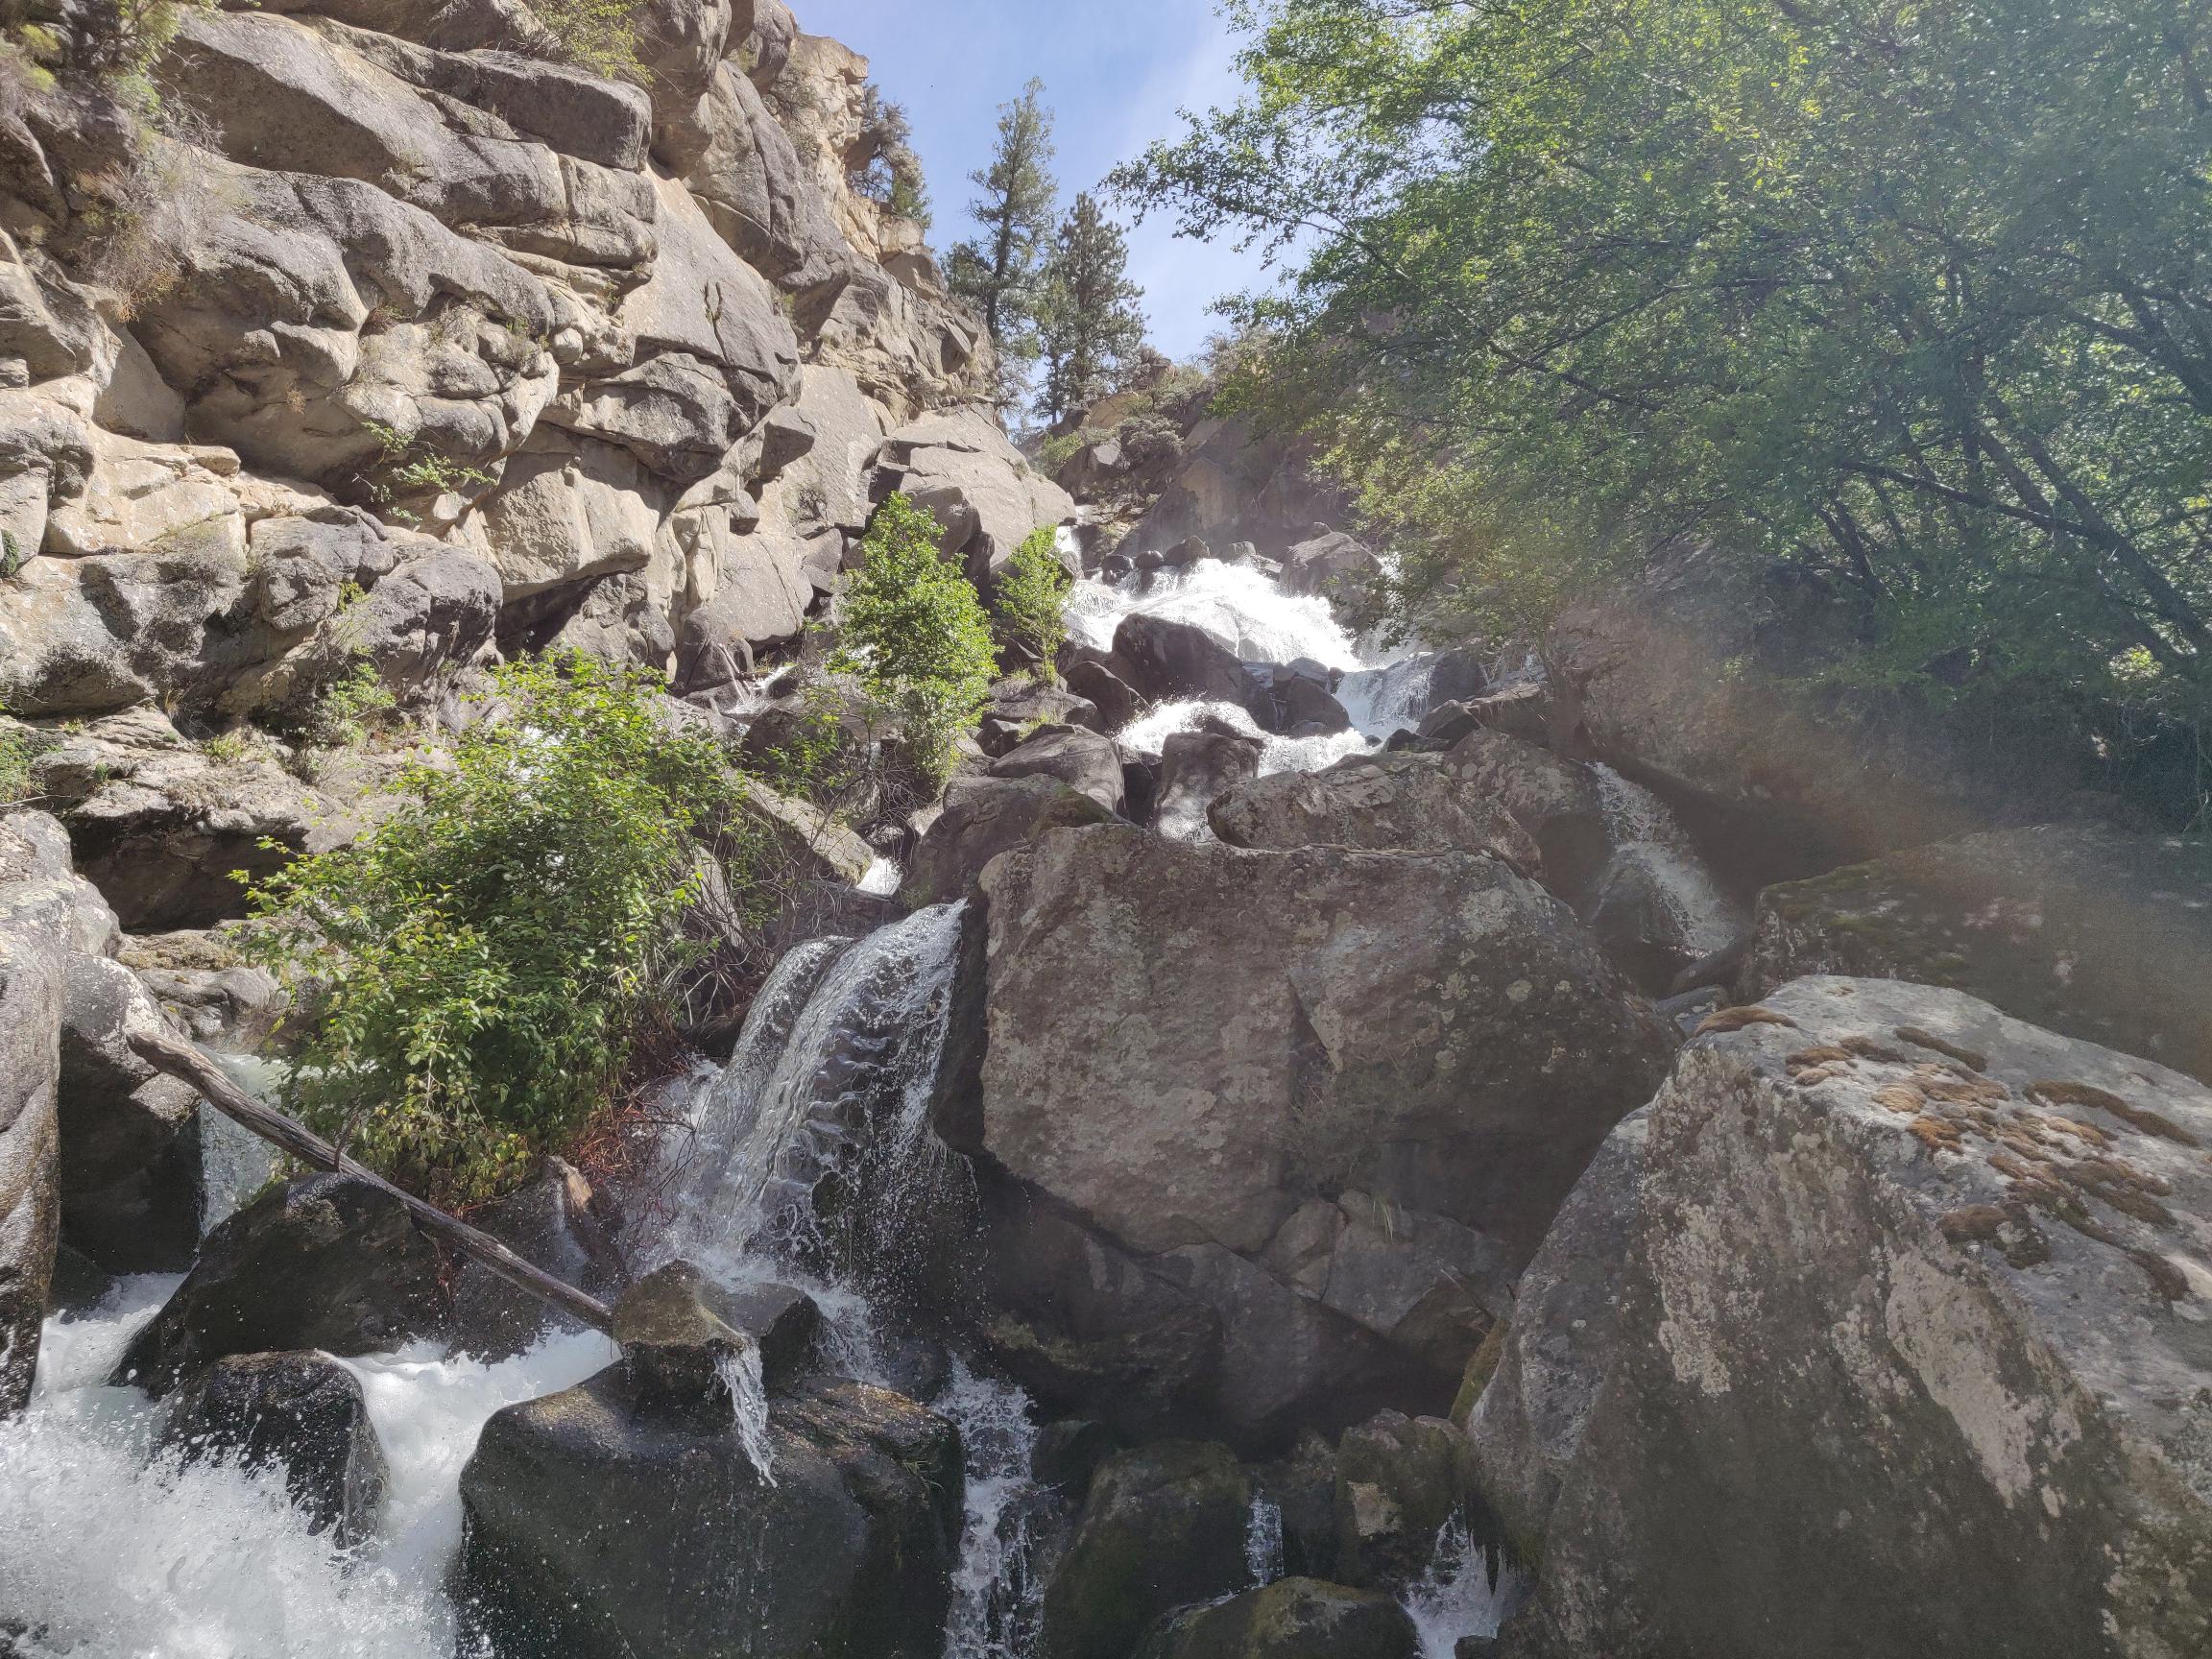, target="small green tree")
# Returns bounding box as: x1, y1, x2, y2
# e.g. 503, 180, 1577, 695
995, 527, 1073, 676
832, 494, 998, 784
1036, 193, 1149, 423
0, 710, 33, 806
246, 653, 752, 1204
